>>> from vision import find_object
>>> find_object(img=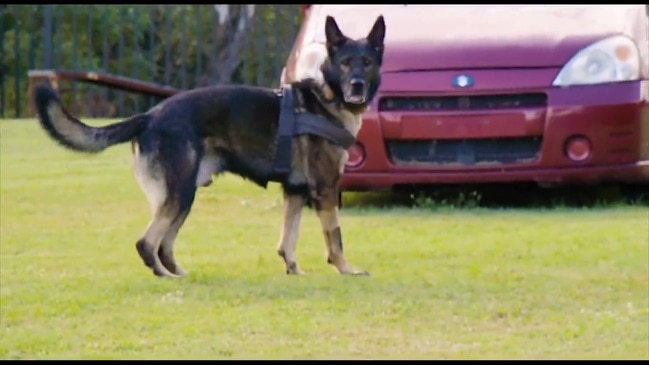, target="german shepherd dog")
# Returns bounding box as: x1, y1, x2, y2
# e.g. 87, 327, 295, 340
32, 15, 386, 278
